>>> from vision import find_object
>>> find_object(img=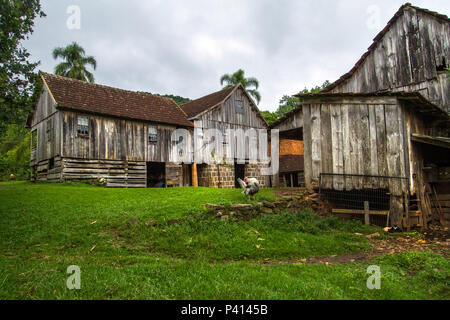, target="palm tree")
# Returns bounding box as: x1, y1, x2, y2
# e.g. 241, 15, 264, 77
220, 69, 261, 104
52, 42, 97, 82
